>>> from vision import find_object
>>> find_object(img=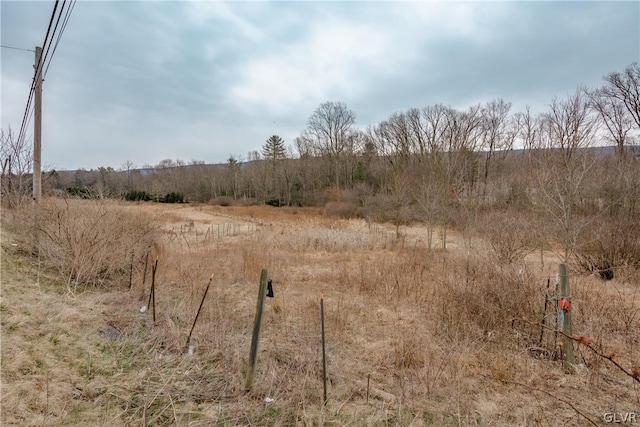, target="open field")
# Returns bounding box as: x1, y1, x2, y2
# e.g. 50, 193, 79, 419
1, 199, 639, 426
